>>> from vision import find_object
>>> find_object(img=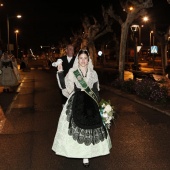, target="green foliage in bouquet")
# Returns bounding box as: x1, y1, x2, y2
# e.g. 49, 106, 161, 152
99, 99, 116, 129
